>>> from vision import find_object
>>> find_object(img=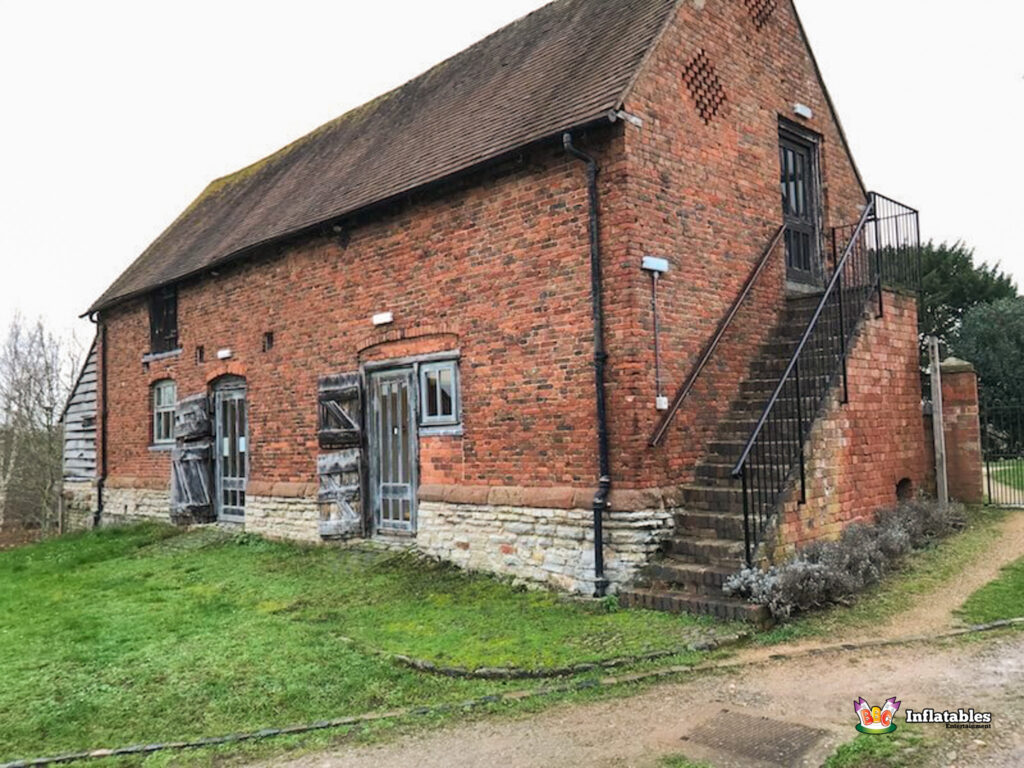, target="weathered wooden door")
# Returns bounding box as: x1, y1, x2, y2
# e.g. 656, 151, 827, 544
214, 379, 248, 523
368, 369, 418, 533
780, 131, 821, 284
